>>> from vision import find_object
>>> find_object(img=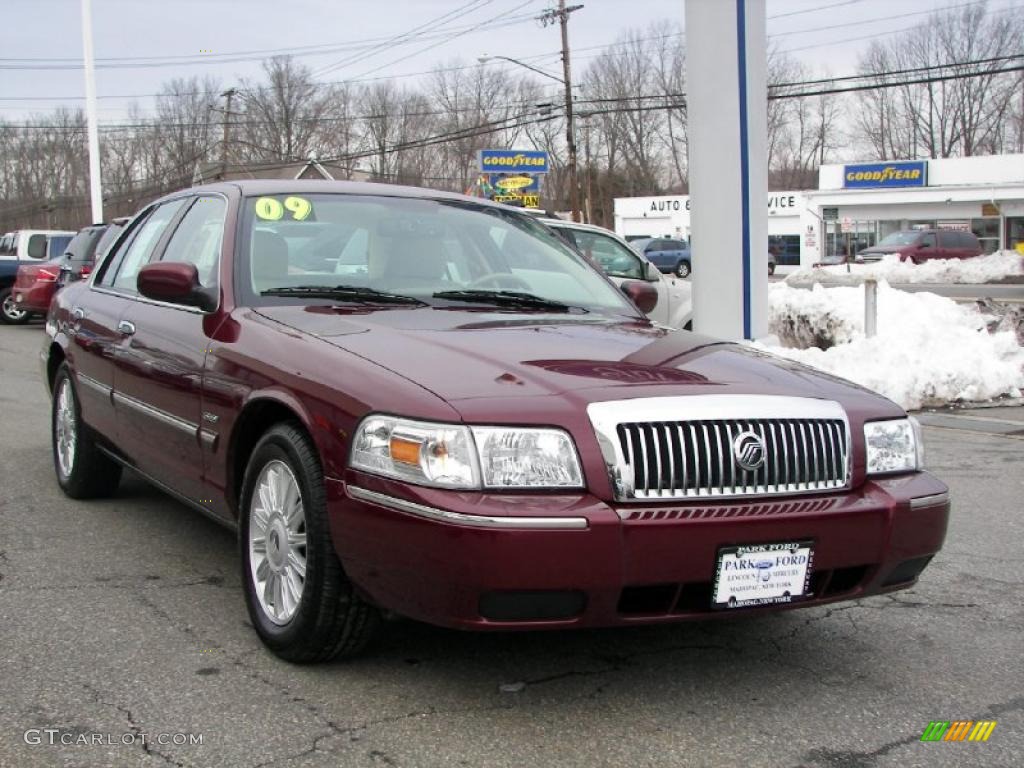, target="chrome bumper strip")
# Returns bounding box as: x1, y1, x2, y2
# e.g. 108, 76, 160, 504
76, 372, 112, 400
111, 391, 197, 437
909, 492, 950, 509
347, 486, 588, 530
